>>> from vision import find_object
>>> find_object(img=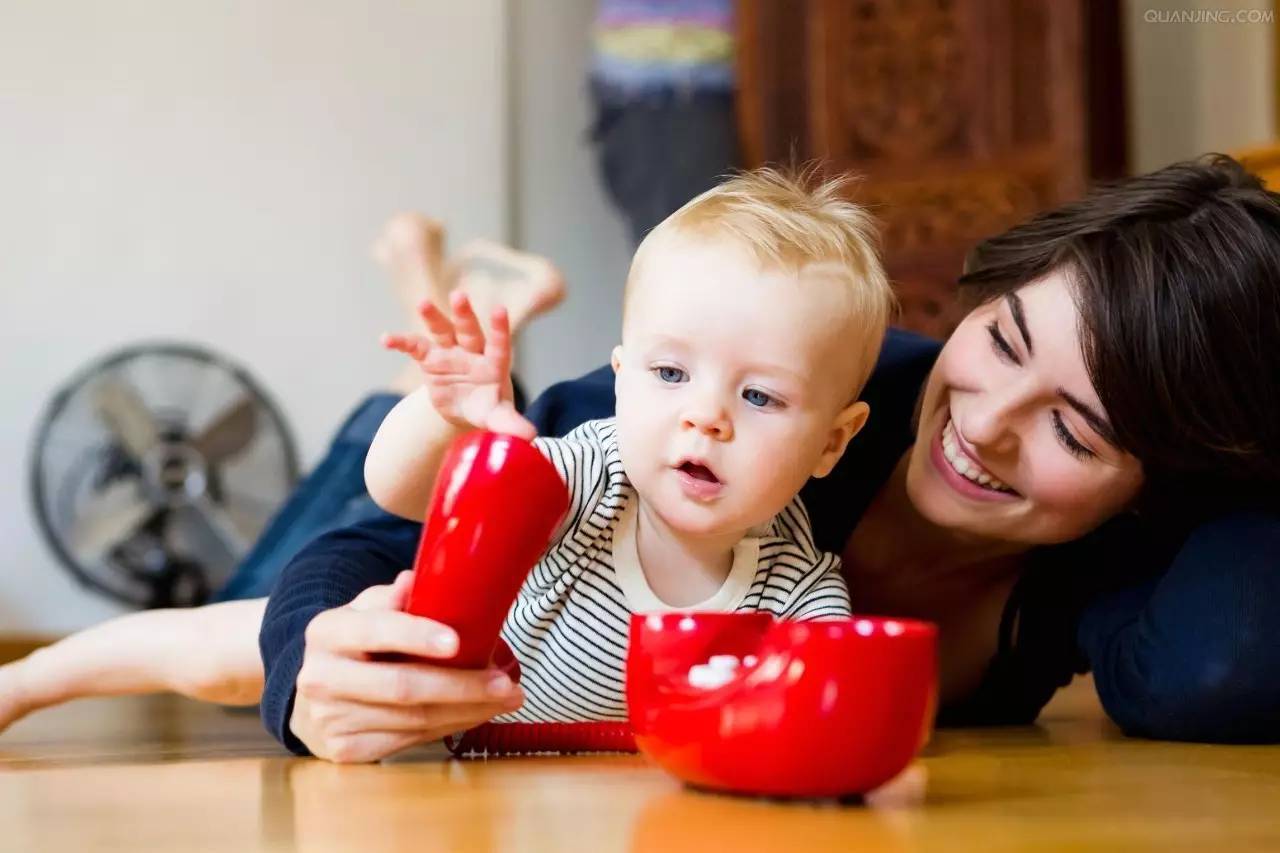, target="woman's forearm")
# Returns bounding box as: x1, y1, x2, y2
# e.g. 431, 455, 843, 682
1080, 510, 1280, 743
364, 386, 470, 521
